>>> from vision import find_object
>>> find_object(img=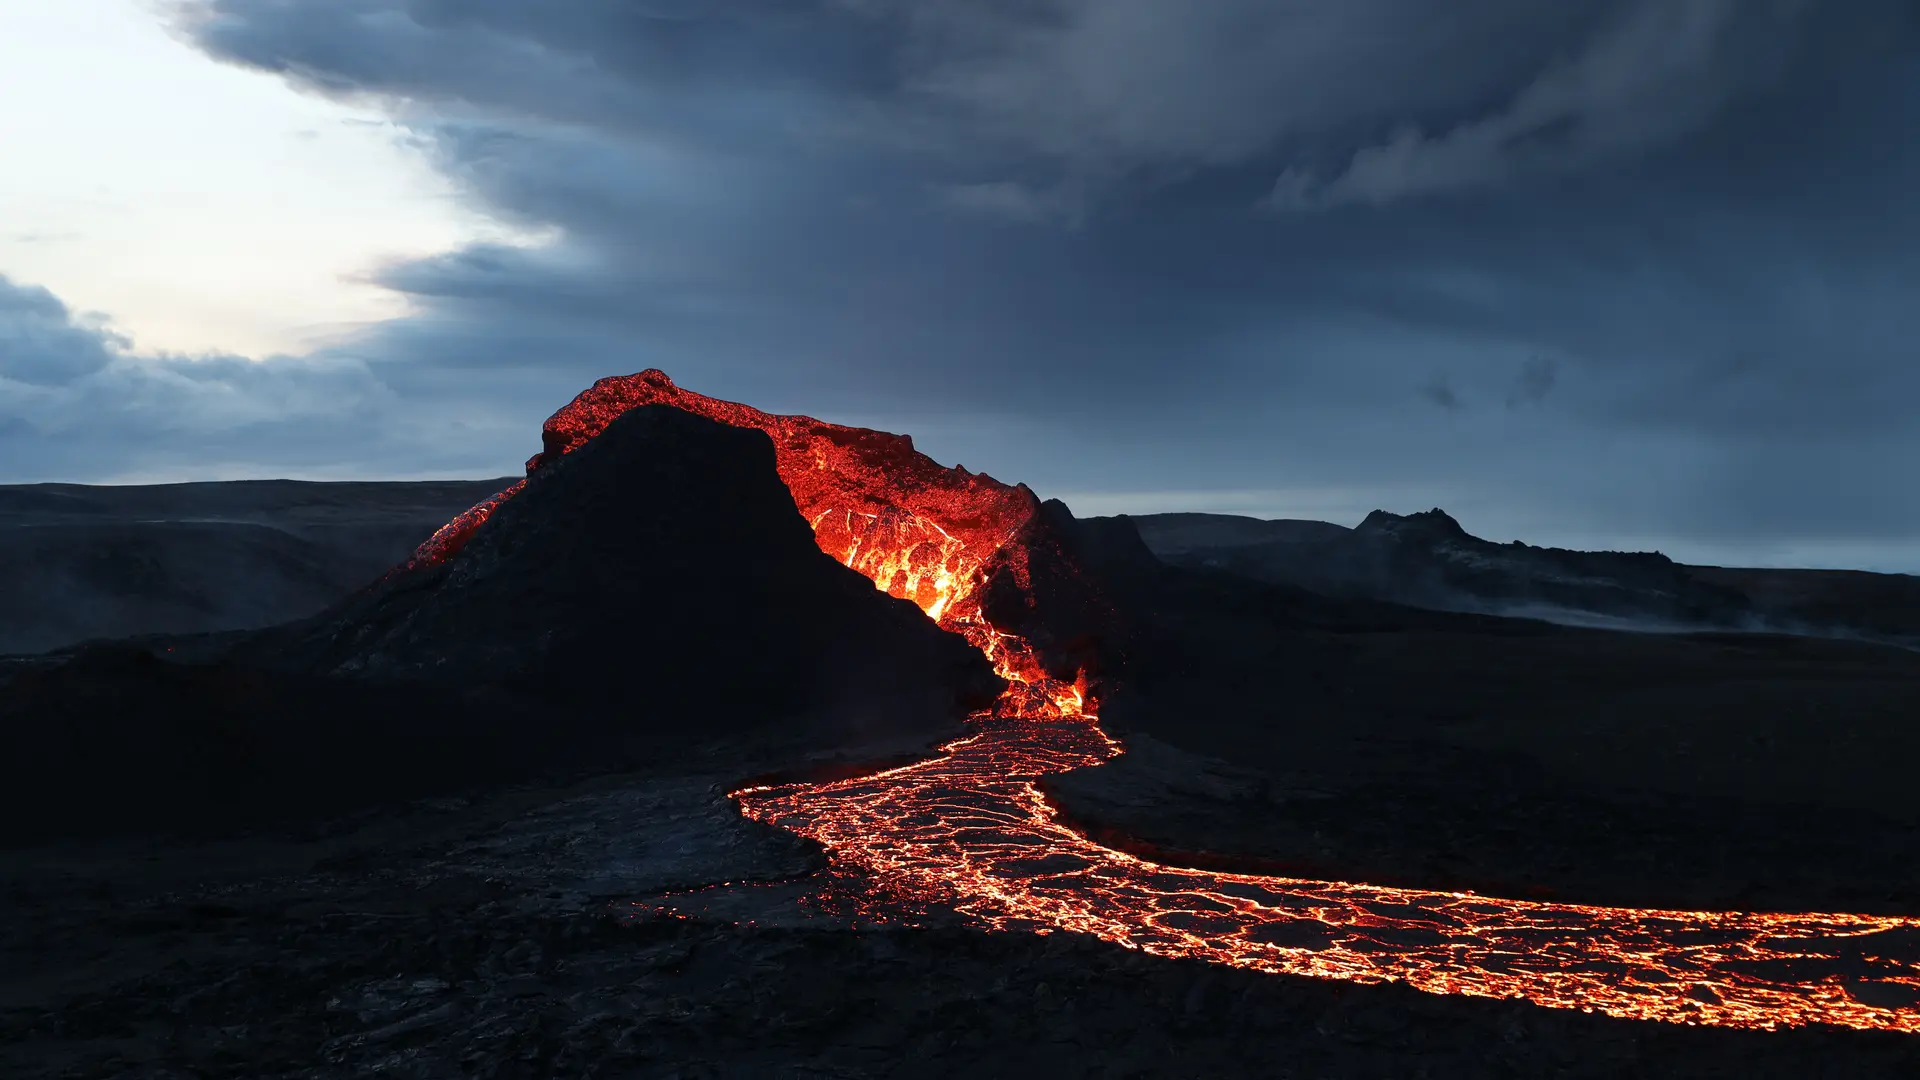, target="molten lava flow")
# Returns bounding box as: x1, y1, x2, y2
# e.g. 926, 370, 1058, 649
738, 721, 1920, 1033
418, 371, 1920, 1034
